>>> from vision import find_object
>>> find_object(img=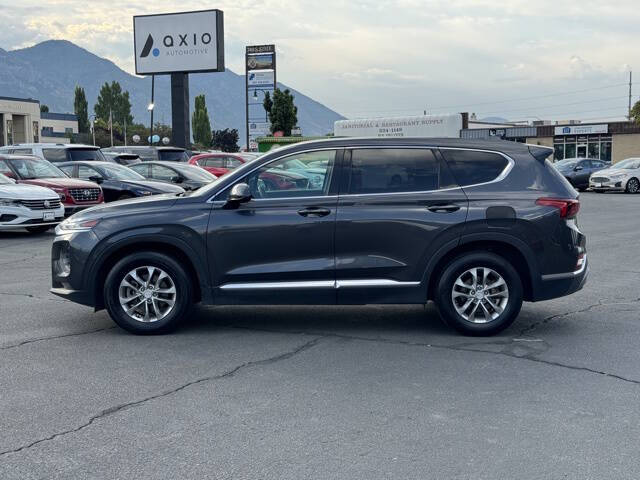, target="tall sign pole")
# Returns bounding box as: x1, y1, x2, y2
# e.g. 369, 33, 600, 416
133, 9, 224, 149
245, 44, 276, 151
